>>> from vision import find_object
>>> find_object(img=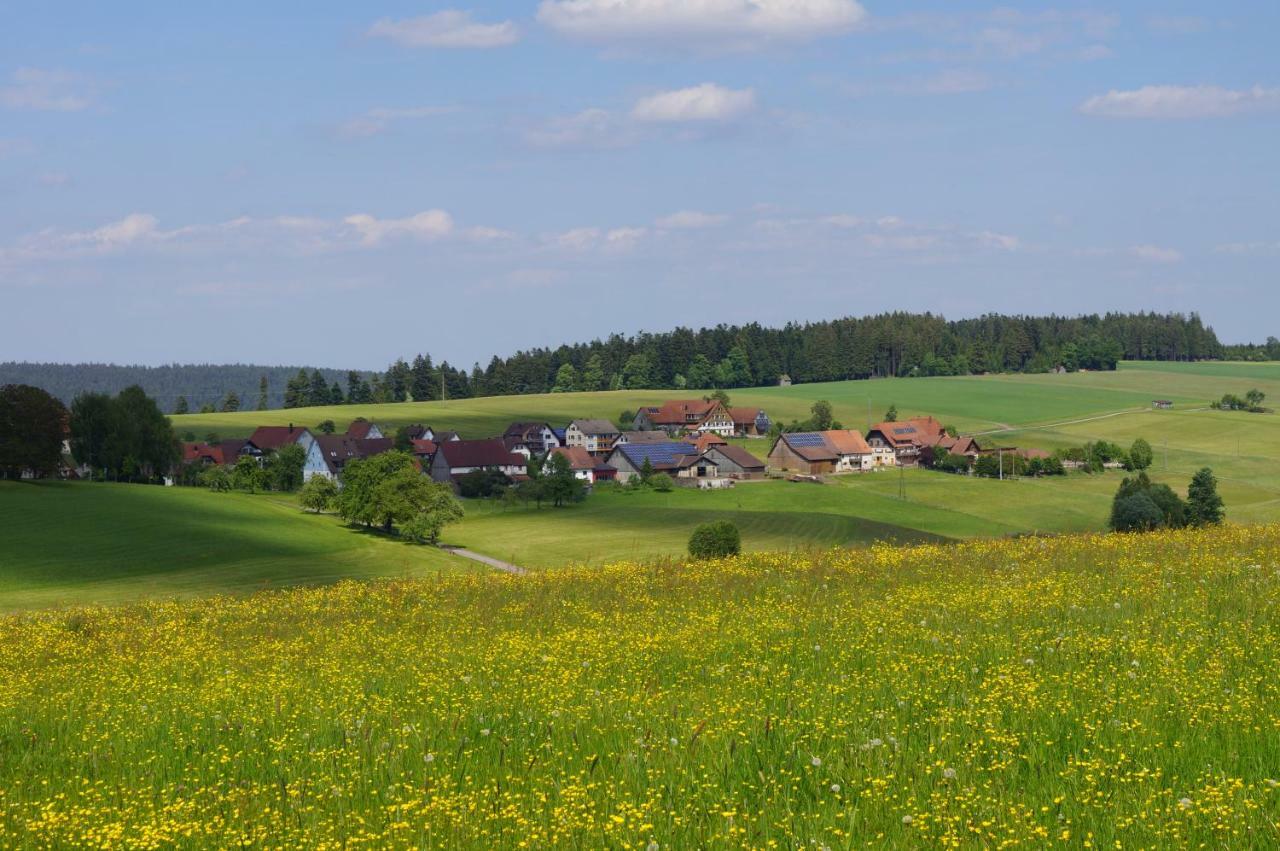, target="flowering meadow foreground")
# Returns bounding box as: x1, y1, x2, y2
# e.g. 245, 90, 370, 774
2, 528, 1280, 848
